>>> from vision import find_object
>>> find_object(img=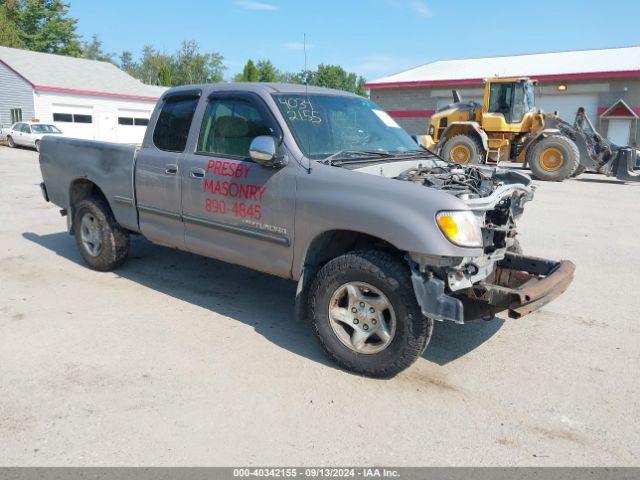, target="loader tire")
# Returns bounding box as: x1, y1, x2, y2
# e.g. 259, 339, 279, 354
74, 197, 130, 271
442, 134, 484, 165
308, 250, 433, 378
571, 165, 586, 177
528, 135, 579, 181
